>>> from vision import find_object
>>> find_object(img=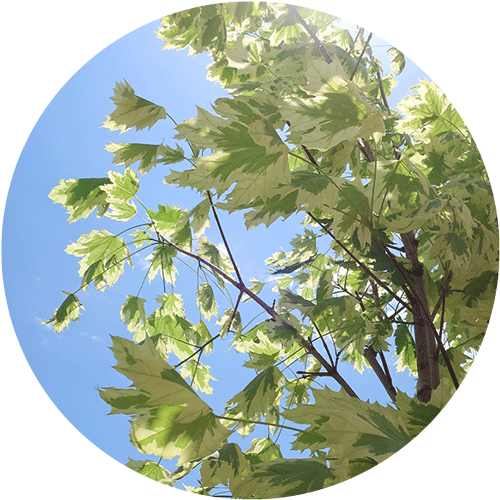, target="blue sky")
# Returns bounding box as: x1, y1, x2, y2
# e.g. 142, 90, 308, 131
2, 1, 499, 499
2, 13, 425, 476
